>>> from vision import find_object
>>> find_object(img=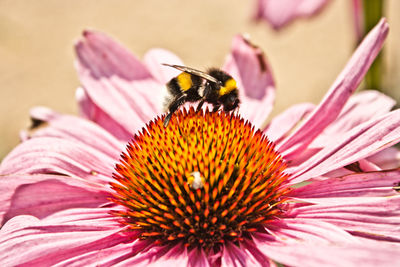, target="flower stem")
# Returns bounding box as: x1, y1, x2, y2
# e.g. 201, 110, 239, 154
362, 0, 384, 91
